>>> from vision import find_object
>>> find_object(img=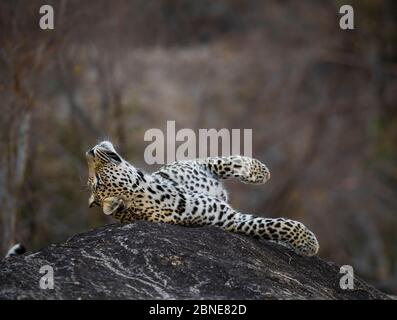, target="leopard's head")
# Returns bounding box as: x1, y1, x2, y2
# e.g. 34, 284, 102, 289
86, 141, 124, 208
86, 140, 122, 168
